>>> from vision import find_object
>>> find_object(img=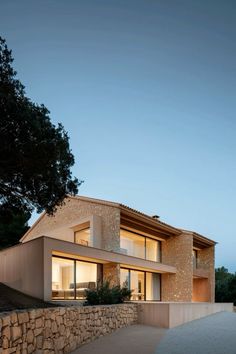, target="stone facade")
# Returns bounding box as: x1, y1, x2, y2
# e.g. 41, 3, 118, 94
0, 304, 138, 354
23, 197, 121, 252
103, 263, 120, 286
196, 245, 215, 302
4, 196, 215, 304
161, 232, 193, 302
